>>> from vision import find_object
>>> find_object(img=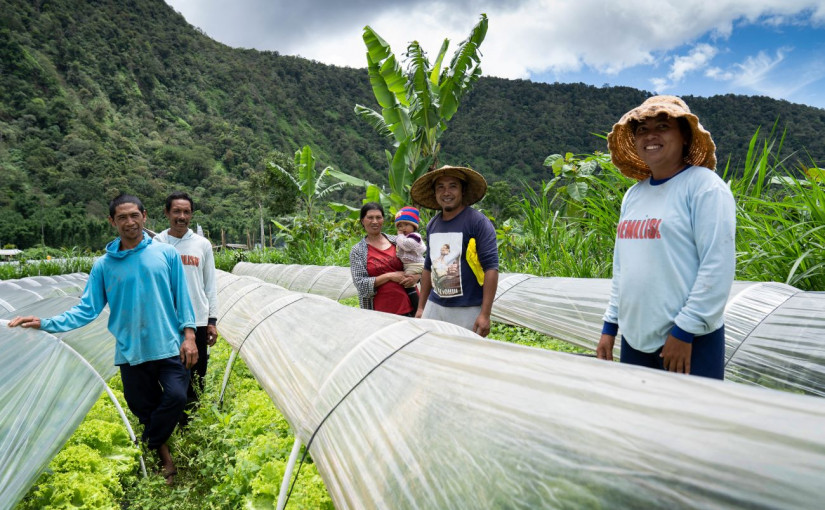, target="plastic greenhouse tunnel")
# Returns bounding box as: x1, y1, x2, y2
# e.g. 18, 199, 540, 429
215, 270, 825, 508
0, 273, 88, 314
232, 262, 357, 301
232, 263, 825, 398
0, 275, 145, 510
4, 268, 825, 508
